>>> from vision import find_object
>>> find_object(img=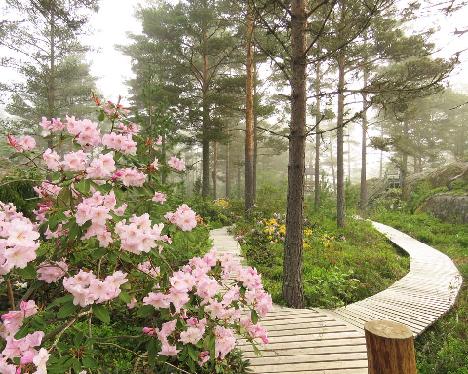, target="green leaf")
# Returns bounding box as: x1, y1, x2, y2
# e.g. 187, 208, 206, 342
137, 305, 154, 318
46, 294, 73, 310
75, 179, 91, 194
82, 355, 98, 368
16, 263, 36, 279
118, 291, 131, 304
73, 331, 84, 346
187, 345, 198, 361
92, 304, 110, 324
57, 301, 77, 319
98, 111, 105, 122
251, 310, 259, 324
